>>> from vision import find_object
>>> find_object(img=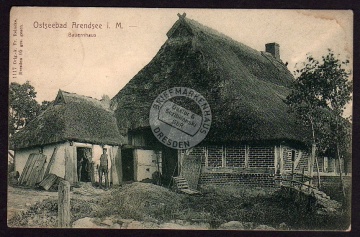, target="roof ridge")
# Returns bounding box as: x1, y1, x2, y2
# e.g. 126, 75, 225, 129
260, 51, 288, 71
60, 90, 112, 112
61, 90, 102, 102
184, 17, 261, 56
